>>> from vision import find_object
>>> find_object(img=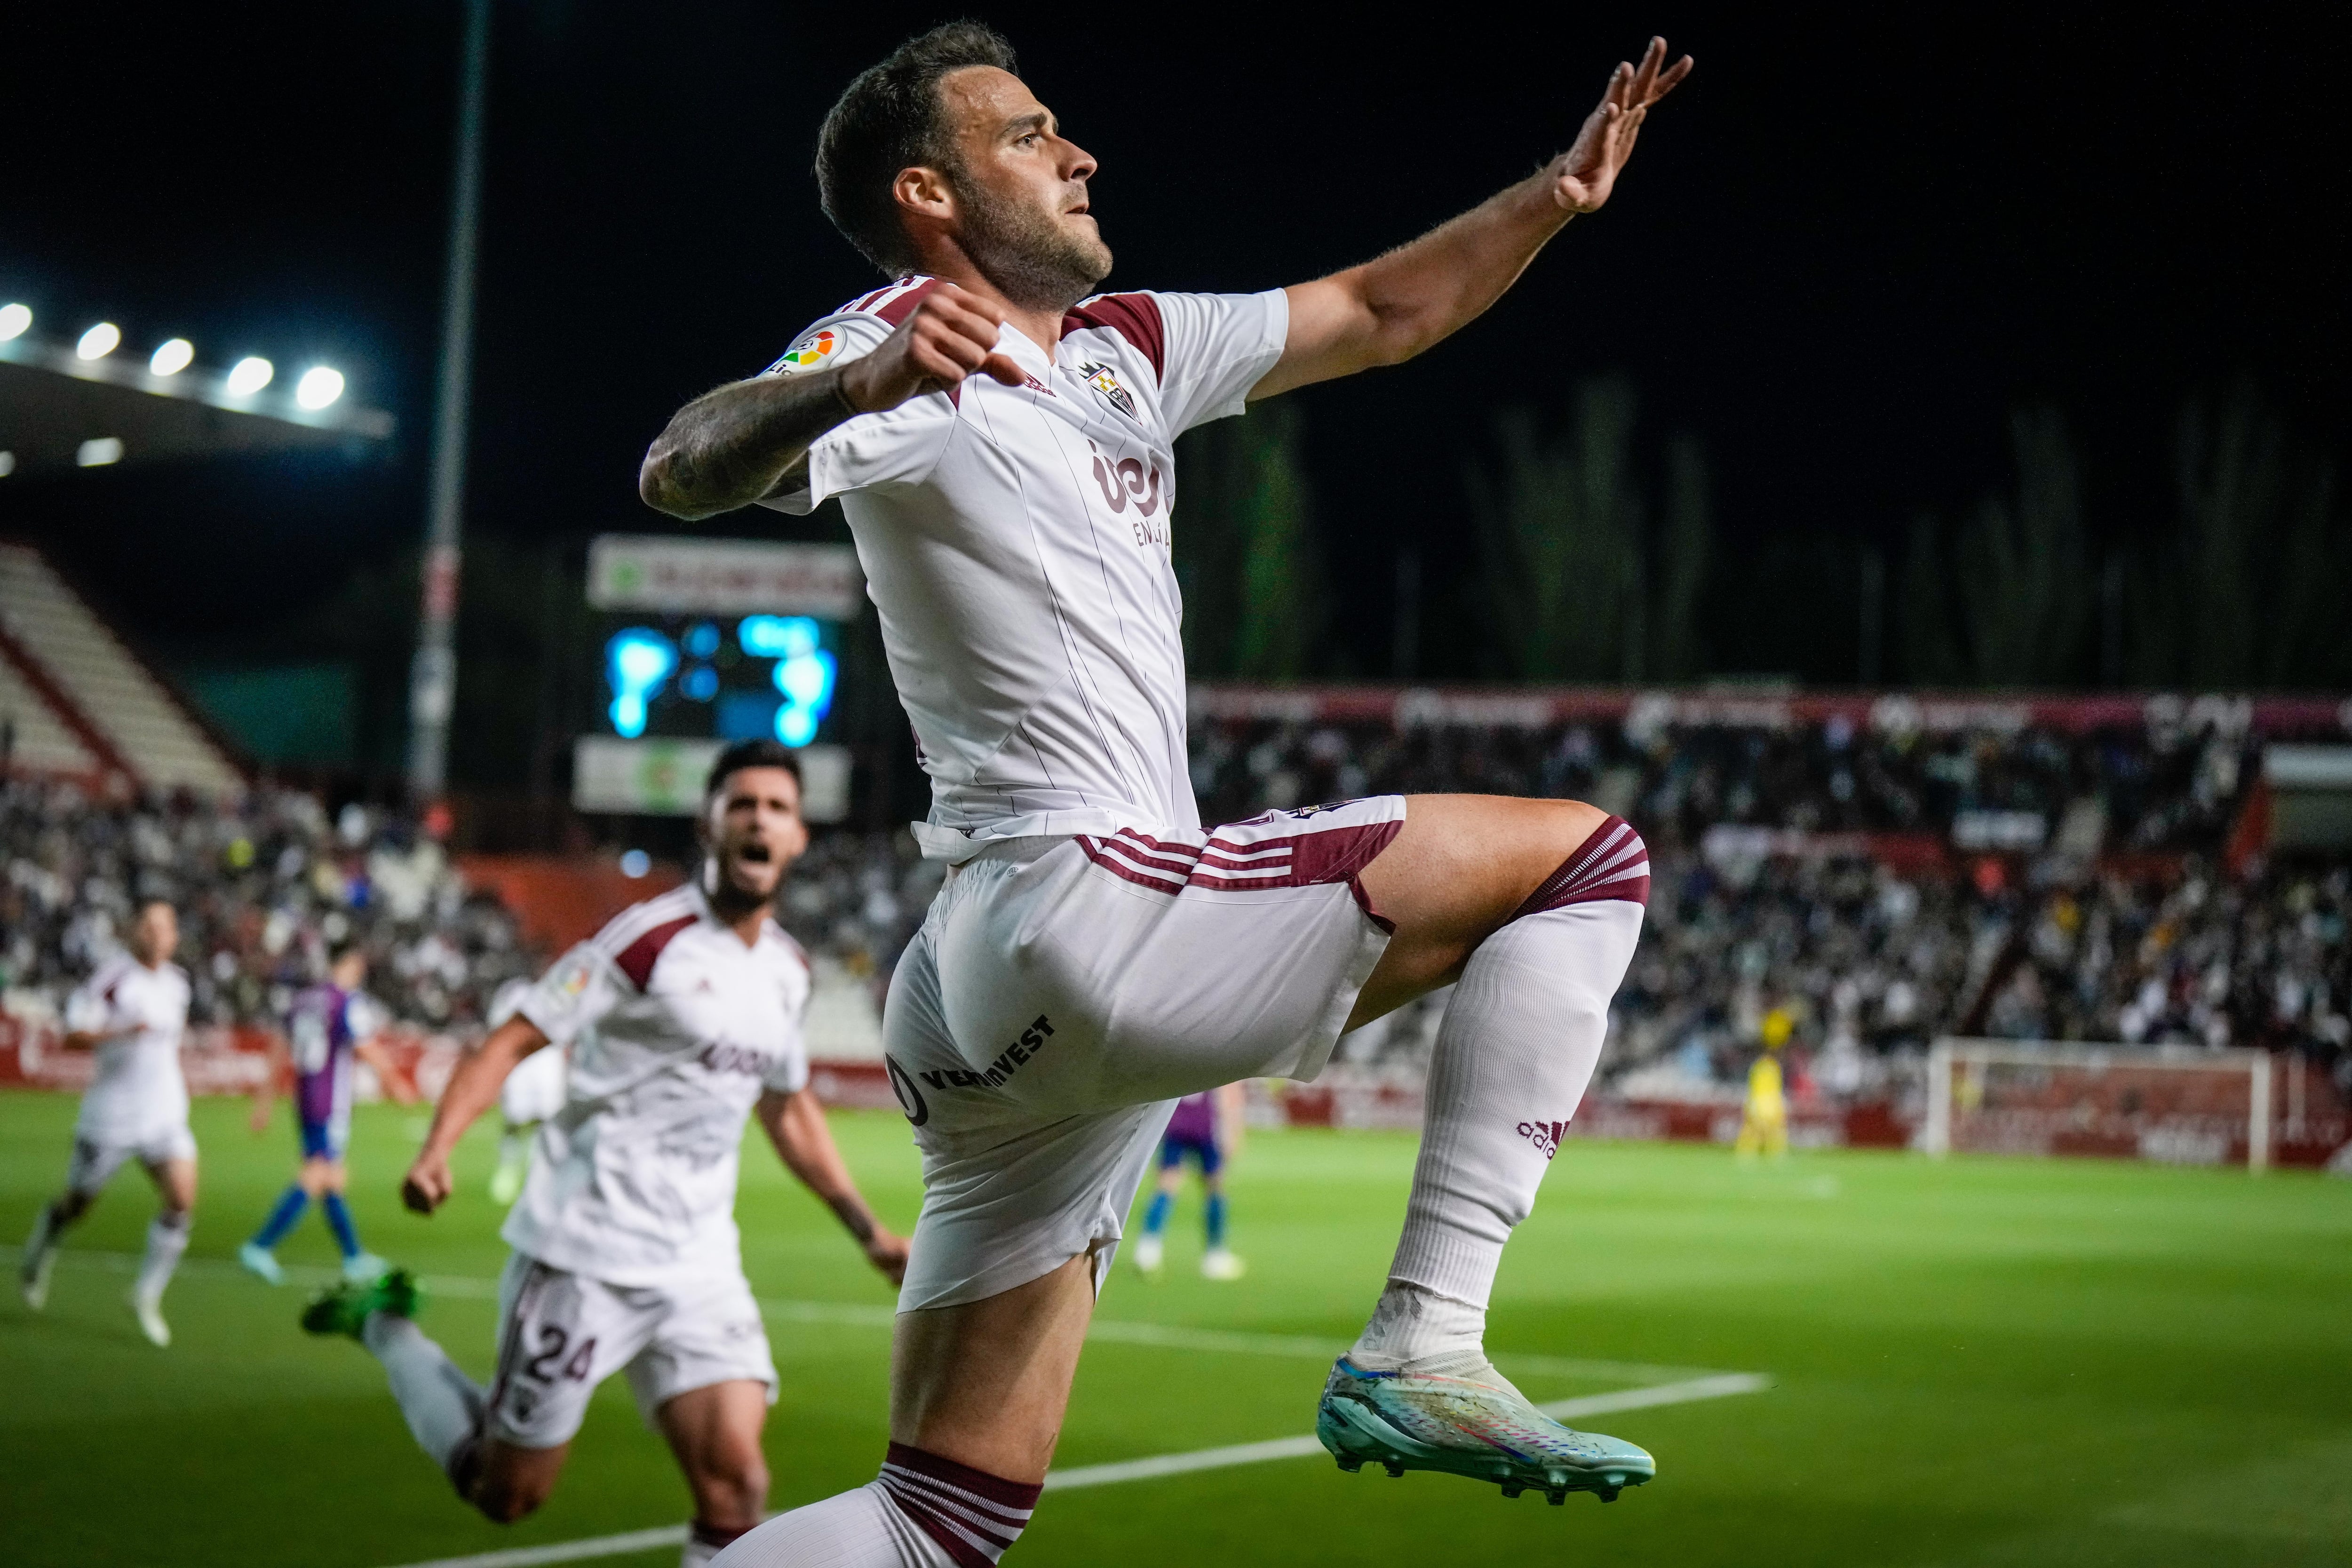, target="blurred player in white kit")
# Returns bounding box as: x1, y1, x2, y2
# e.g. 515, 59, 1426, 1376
301, 741, 910, 1566
641, 22, 1687, 1563
19, 899, 197, 1347
485, 976, 567, 1204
